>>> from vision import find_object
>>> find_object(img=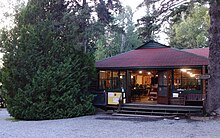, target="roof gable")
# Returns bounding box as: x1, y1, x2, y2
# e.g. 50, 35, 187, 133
136, 40, 170, 49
